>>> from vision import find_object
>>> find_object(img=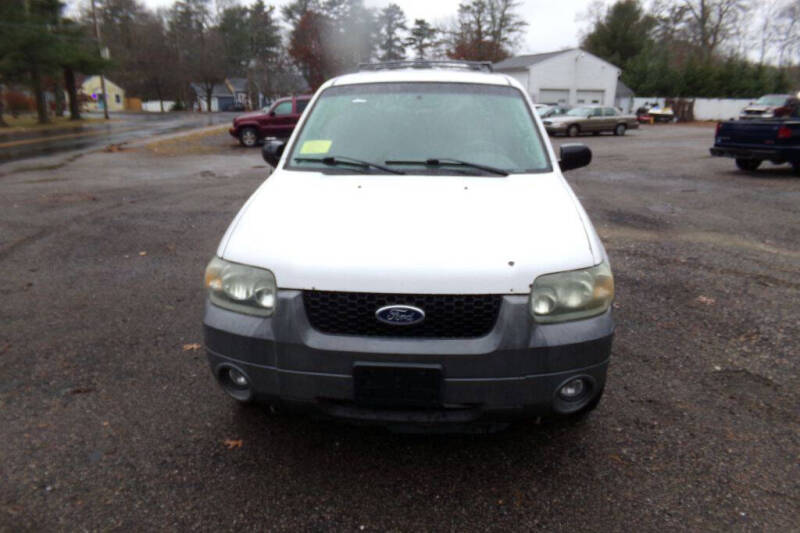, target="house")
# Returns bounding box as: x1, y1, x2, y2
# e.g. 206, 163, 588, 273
81, 76, 126, 112
190, 82, 233, 112
225, 78, 250, 107
190, 77, 263, 112
615, 80, 635, 113
493, 48, 622, 107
